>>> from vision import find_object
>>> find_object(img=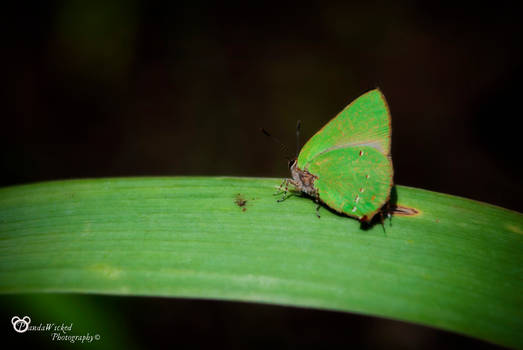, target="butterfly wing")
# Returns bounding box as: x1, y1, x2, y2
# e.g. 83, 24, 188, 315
296, 89, 393, 221
307, 146, 393, 221
297, 89, 391, 169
